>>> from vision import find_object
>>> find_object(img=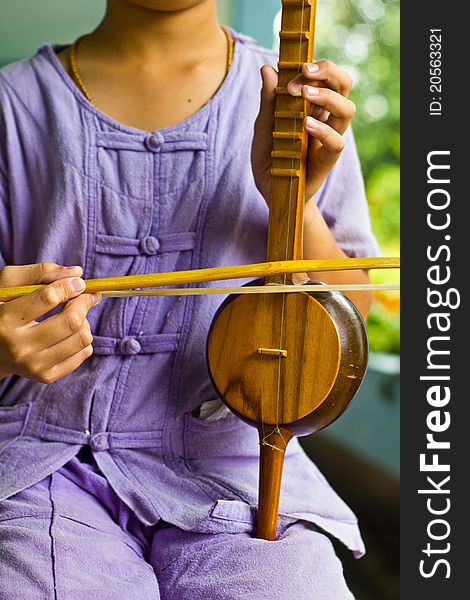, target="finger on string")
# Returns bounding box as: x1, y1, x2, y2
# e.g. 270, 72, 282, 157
287, 75, 328, 95
301, 60, 353, 96
310, 105, 330, 122
302, 85, 355, 134
304, 117, 346, 155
